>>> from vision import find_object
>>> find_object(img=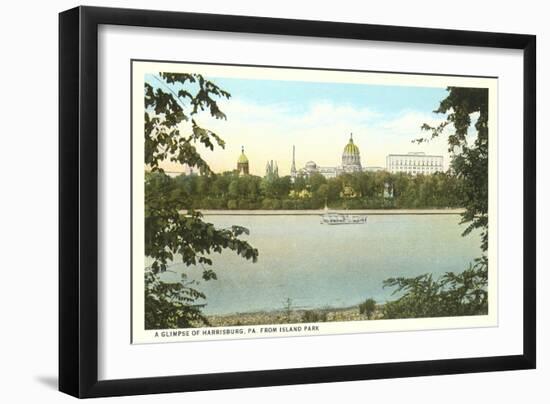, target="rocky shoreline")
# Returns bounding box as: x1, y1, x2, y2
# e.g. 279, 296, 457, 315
206, 305, 383, 327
